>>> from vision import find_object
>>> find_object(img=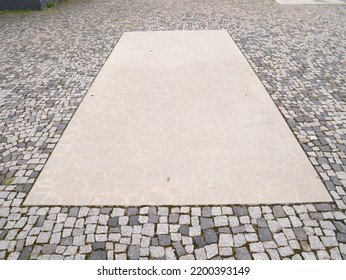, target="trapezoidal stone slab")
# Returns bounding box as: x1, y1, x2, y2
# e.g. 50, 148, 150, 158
24, 30, 332, 206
